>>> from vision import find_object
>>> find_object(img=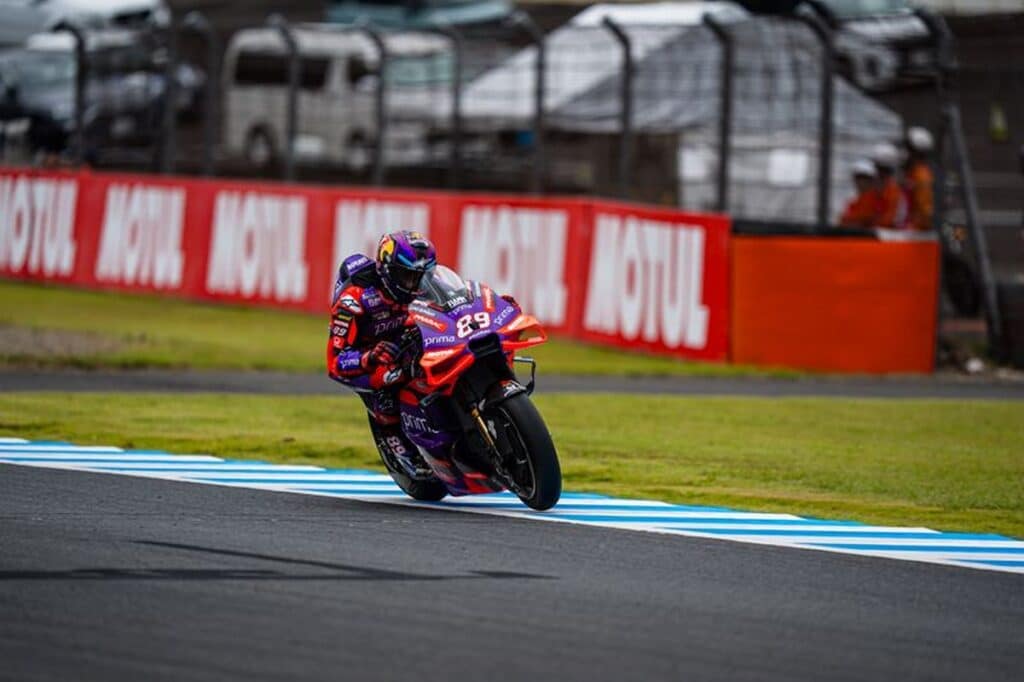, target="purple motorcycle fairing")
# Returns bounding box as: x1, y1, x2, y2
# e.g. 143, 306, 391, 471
397, 268, 522, 496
